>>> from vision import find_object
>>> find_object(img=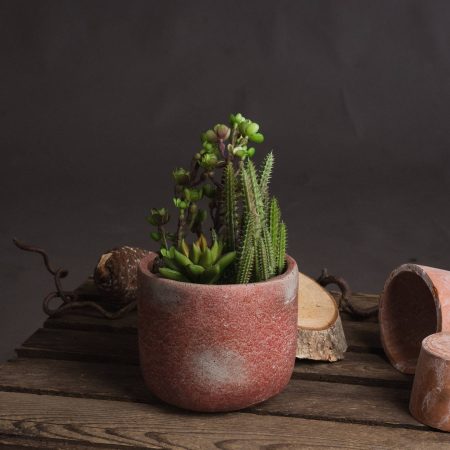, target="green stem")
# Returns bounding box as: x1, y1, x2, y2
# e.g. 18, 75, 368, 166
176, 209, 186, 248
159, 225, 169, 249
